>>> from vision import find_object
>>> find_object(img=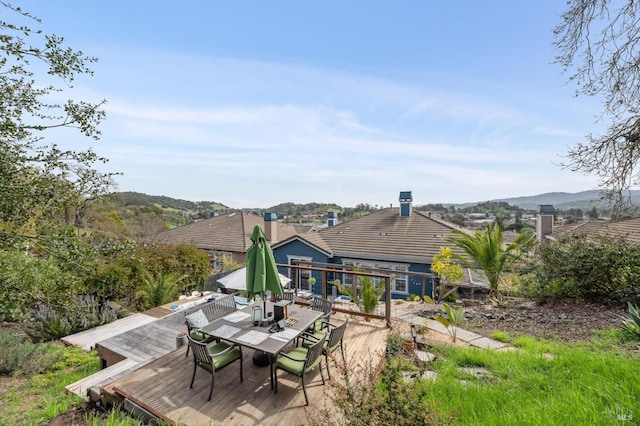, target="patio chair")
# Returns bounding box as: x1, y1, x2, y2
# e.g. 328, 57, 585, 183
187, 335, 243, 401
302, 318, 348, 379
274, 333, 326, 406
308, 297, 333, 332
271, 291, 294, 303
184, 309, 217, 357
